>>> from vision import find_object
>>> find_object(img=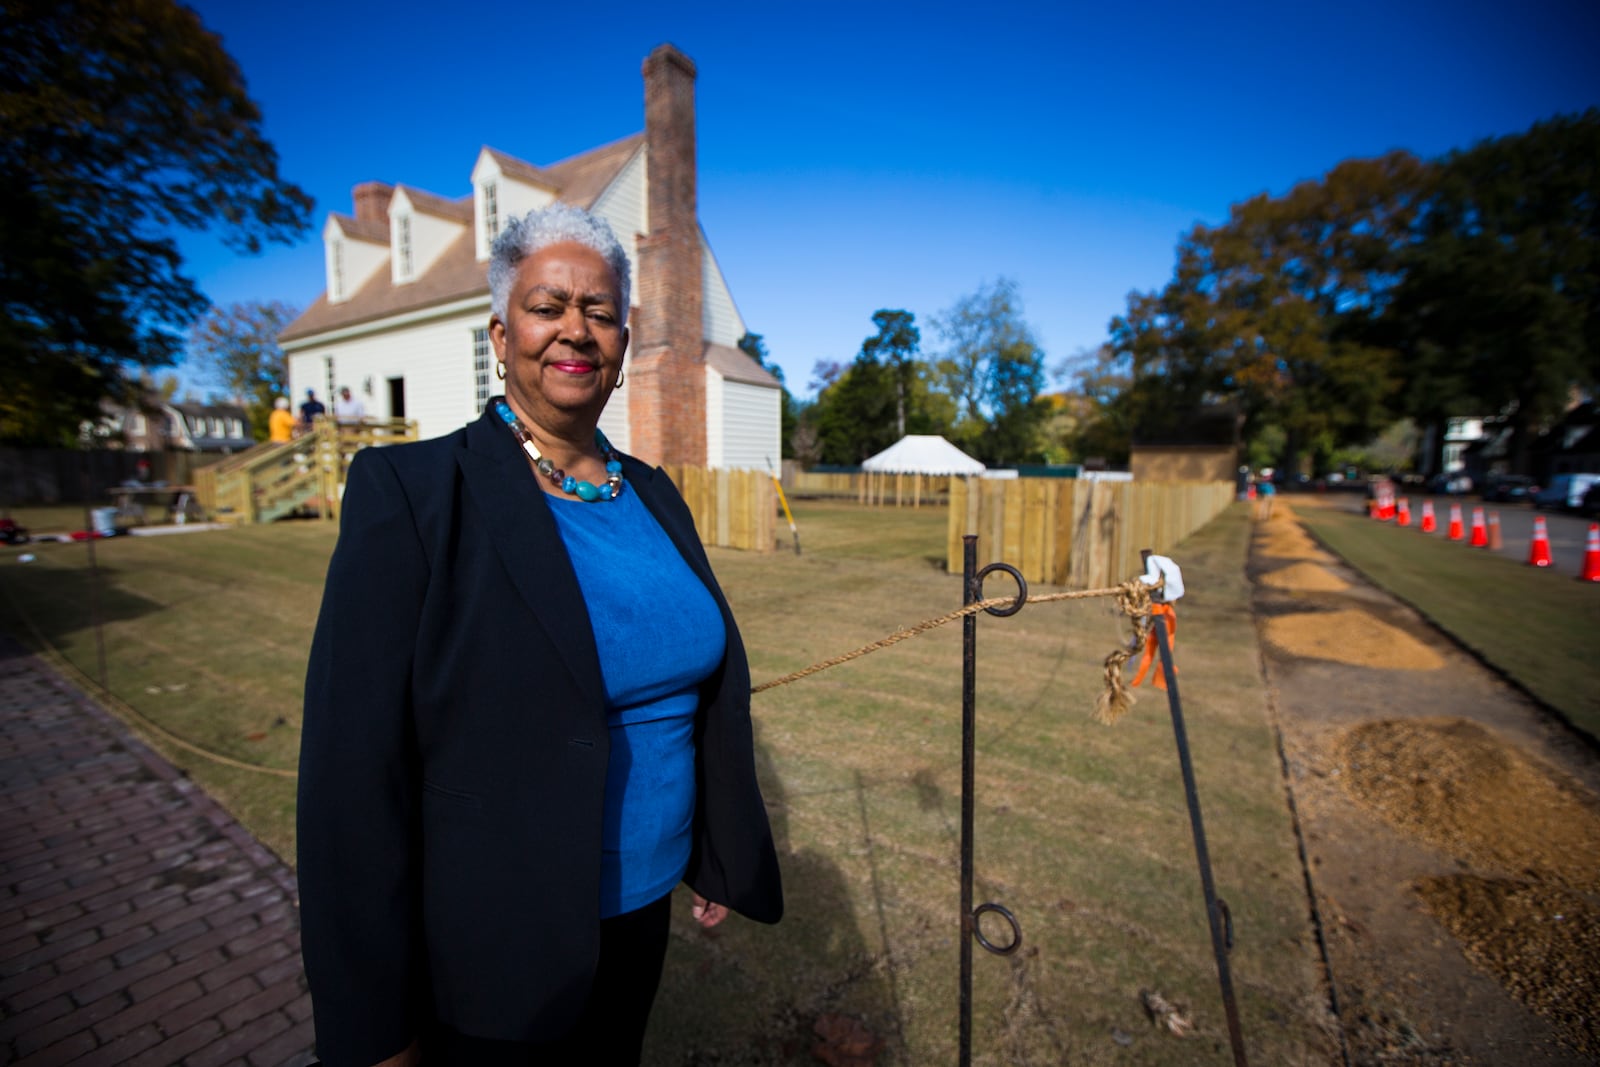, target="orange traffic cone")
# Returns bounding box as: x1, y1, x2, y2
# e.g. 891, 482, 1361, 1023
1528, 516, 1553, 567
1487, 511, 1502, 551
1447, 503, 1465, 541
1396, 498, 1411, 526
1469, 507, 1488, 547
1420, 500, 1437, 533
1581, 524, 1600, 582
